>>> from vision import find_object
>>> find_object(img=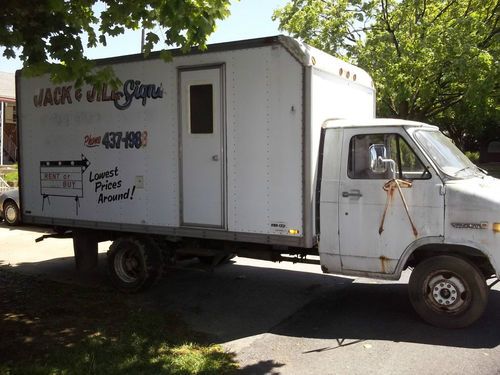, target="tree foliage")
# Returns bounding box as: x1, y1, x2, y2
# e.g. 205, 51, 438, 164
1, 0, 231, 86
274, 0, 499, 148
